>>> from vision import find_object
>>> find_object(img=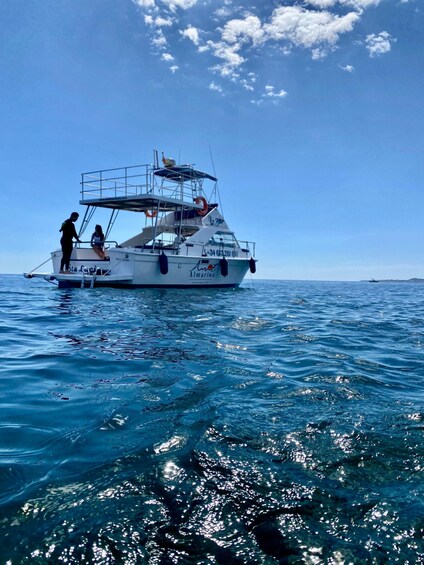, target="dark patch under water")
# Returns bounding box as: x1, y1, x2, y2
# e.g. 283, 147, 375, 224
0, 276, 423, 563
